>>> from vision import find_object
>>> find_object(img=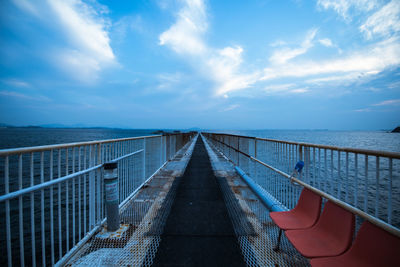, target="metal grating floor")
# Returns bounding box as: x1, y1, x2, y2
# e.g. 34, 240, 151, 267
66, 136, 198, 266
67, 134, 309, 266
202, 135, 310, 267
